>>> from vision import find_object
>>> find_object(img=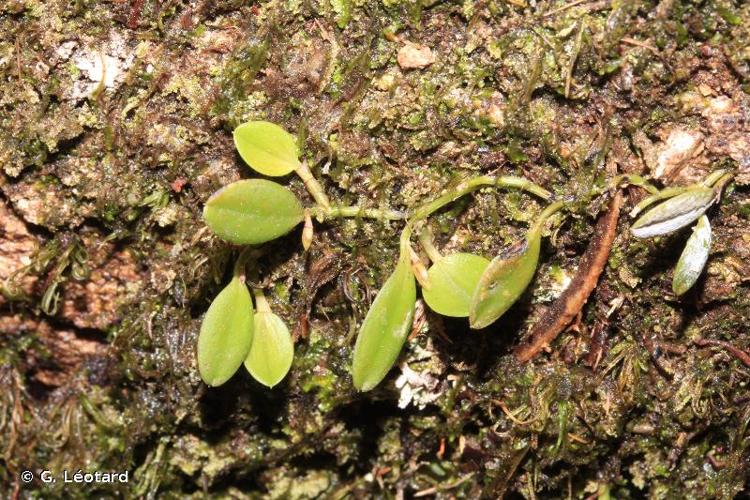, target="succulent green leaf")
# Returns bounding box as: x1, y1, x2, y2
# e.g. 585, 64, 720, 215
203, 179, 304, 245
422, 253, 490, 317
352, 249, 416, 391
672, 215, 712, 296
244, 310, 294, 388
197, 277, 254, 387
233, 121, 301, 176
631, 187, 715, 239
469, 230, 541, 329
